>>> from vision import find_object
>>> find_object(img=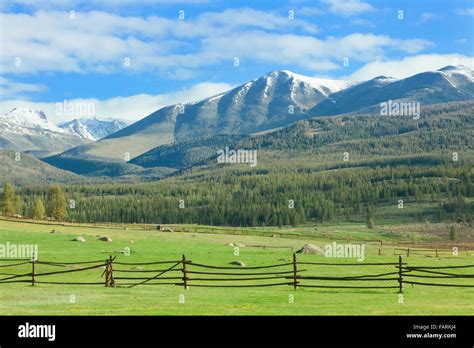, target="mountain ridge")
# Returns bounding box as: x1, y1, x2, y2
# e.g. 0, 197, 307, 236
13, 65, 474, 176
0, 107, 91, 155
58, 117, 129, 141
56, 69, 359, 161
